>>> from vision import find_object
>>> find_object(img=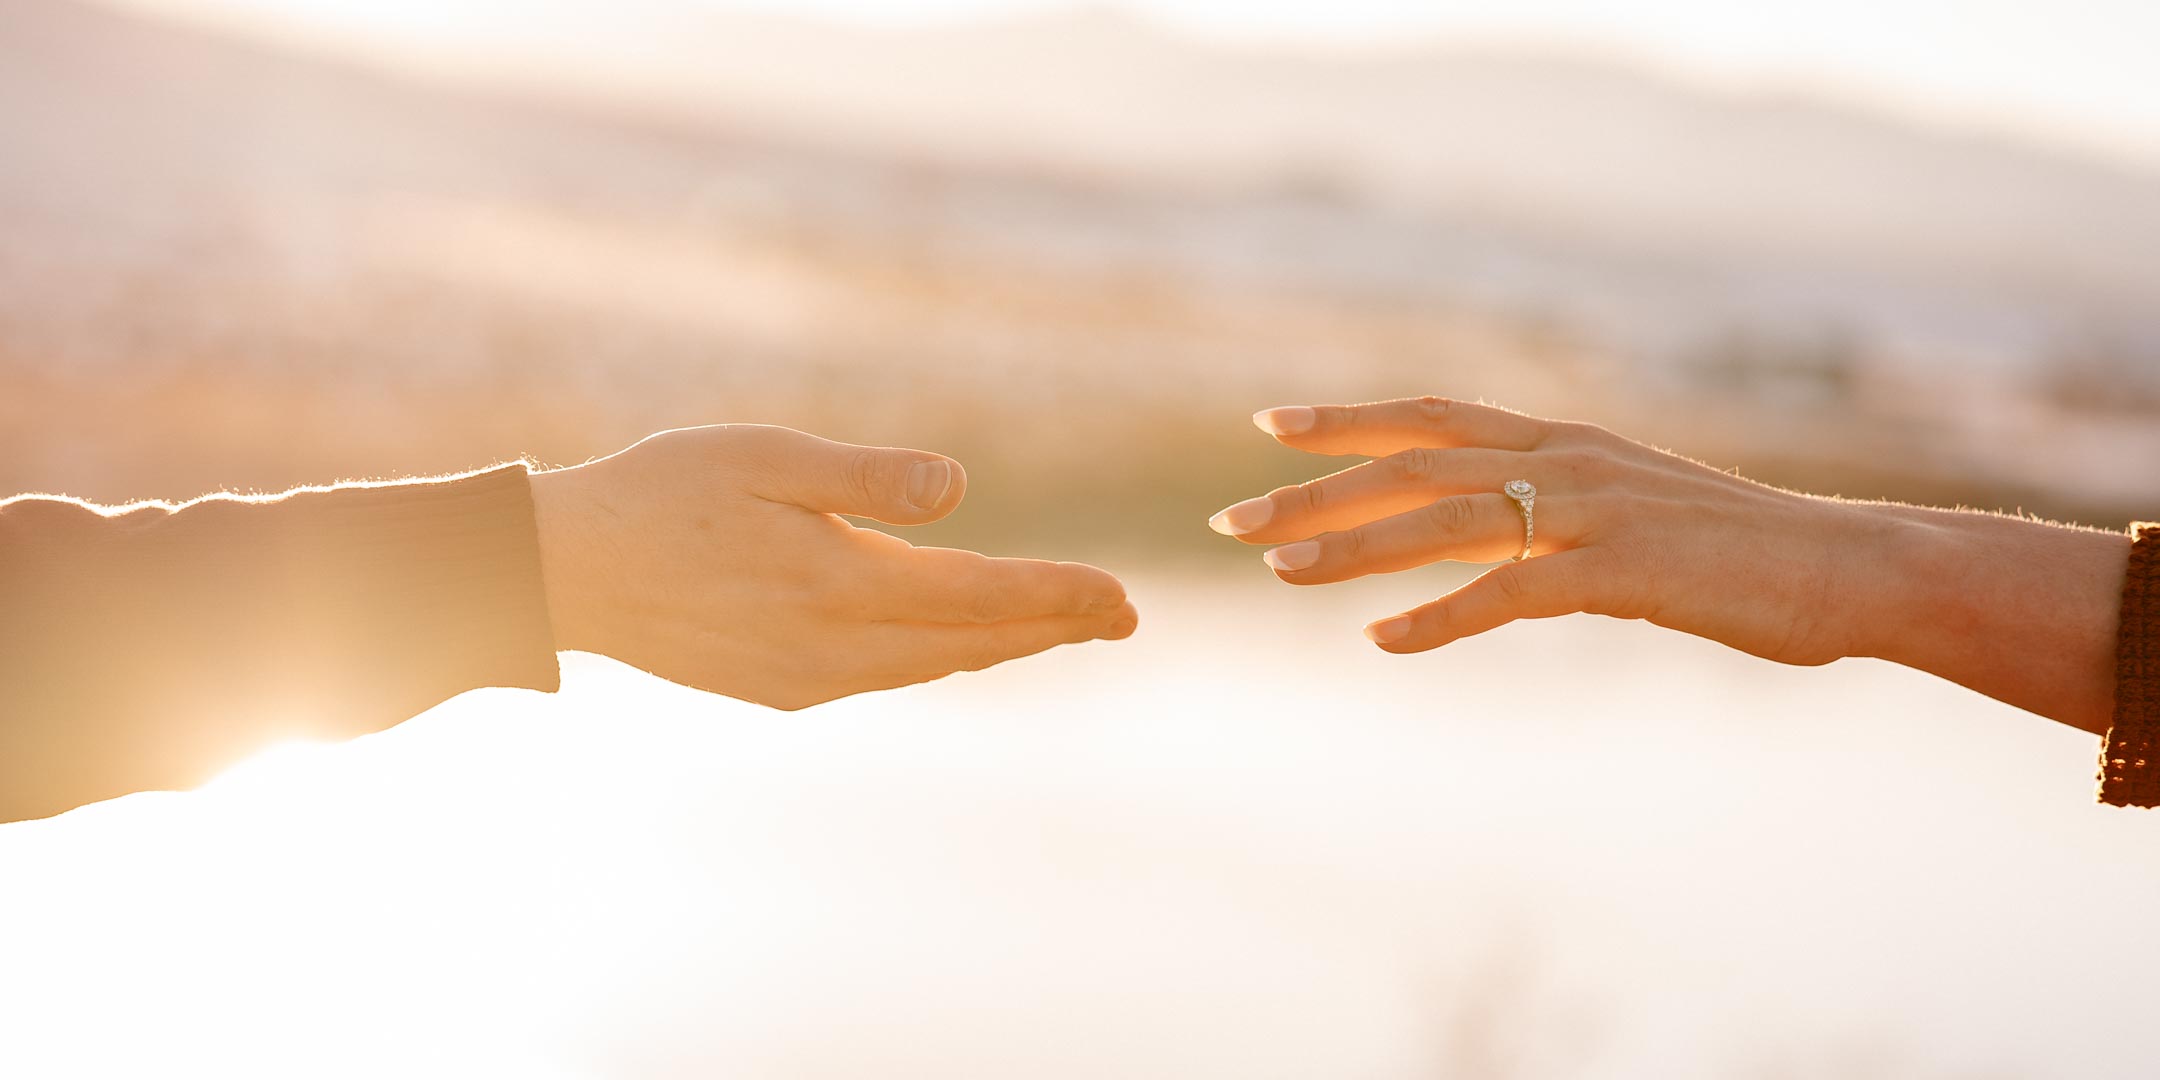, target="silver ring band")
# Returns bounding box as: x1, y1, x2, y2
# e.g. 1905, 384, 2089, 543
1502, 480, 1537, 562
